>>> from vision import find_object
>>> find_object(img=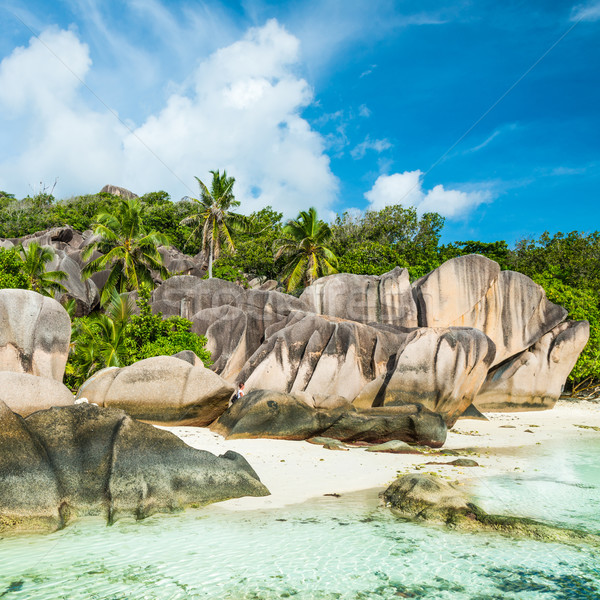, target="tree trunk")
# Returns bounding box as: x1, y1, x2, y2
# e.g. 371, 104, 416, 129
208, 238, 213, 279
